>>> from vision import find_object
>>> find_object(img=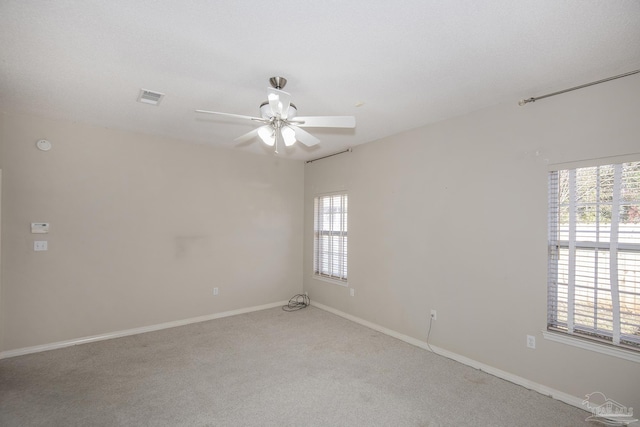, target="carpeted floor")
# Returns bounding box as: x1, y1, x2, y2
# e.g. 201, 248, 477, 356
0, 305, 591, 426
